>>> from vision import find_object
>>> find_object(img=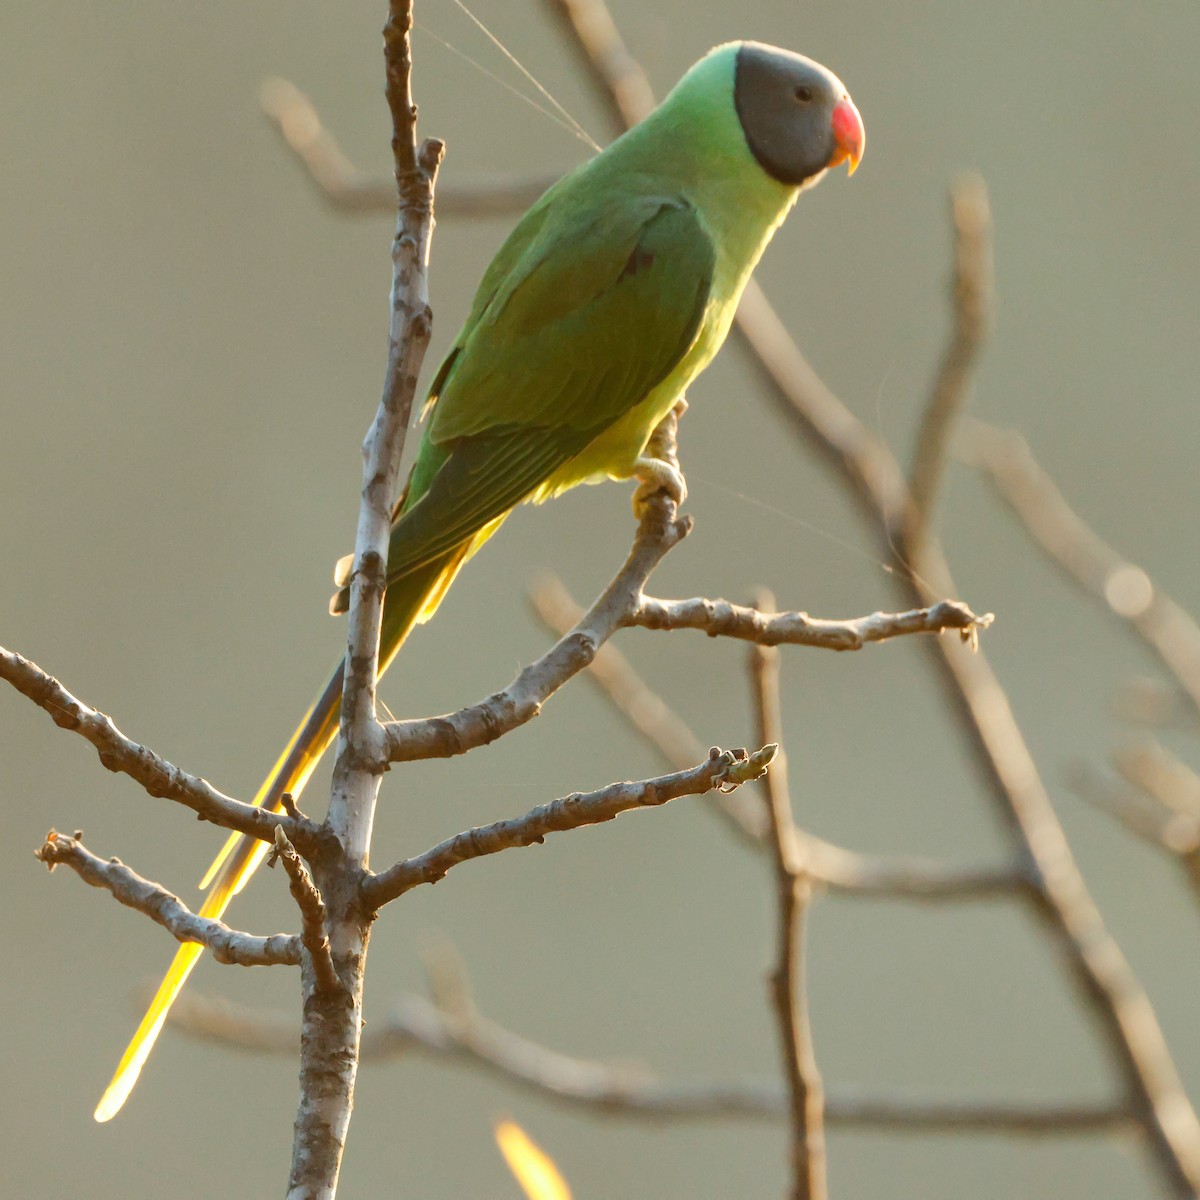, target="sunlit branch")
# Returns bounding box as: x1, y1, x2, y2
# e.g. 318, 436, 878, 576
363, 745, 776, 910
35, 831, 300, 966
0, 645, 317, 850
